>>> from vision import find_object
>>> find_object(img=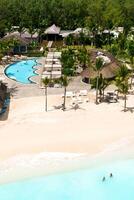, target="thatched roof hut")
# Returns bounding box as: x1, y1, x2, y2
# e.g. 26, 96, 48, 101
2, 32, 30, 54
44, 24, 62, 41
45, 24, 60, 35
2, 33, 29, 45
81, 63, 119, 79
81, 49, 119, 80
4, 31, 38, 41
